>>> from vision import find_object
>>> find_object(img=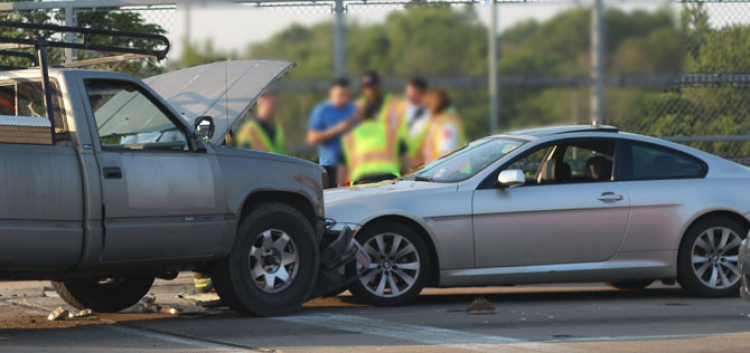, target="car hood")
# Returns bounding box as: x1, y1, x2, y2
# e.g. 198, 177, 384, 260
325, 179, 456, 205
145, 60, 294, 145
